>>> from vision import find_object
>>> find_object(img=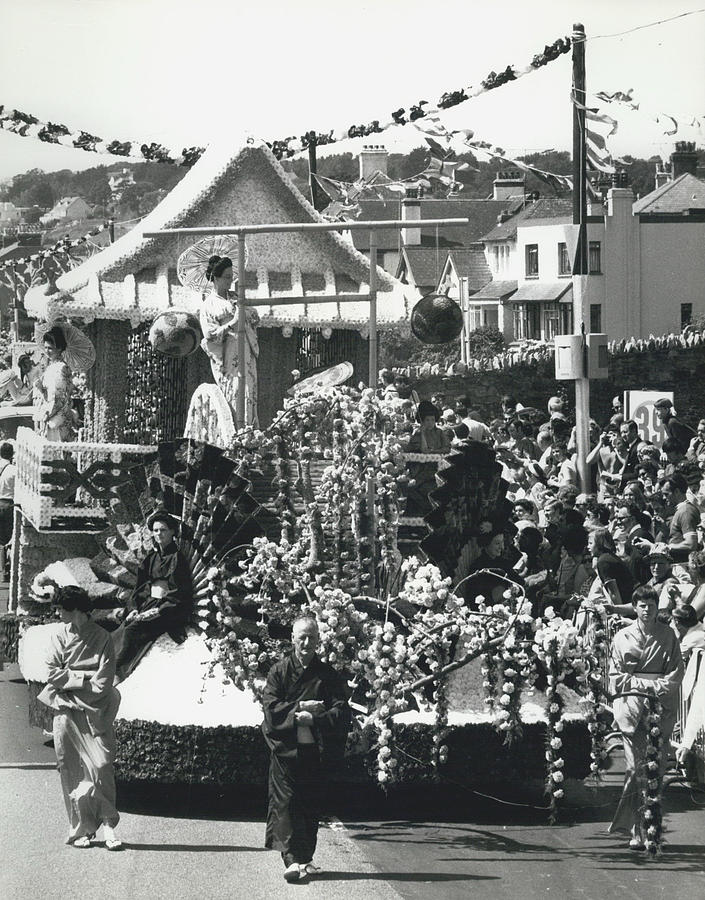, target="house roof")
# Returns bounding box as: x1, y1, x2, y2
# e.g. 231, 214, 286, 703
632, 173, 705, 215
445, 249, 492, 291
482, 198, 574, 242
471, 280, 518, 300
24, 142, 412, 330
510, 281, 572, 303
397, 246, 448, 291
352, 198, 513, 251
